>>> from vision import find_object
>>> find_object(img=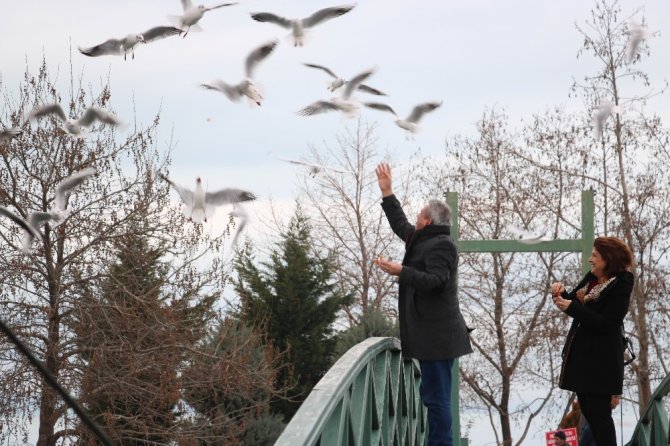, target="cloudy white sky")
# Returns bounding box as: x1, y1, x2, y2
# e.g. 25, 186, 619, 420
3, 0, 669, 444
